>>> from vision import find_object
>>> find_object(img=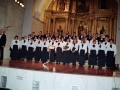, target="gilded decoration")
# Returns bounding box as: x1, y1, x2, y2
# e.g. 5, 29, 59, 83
44, 0, 118, 42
